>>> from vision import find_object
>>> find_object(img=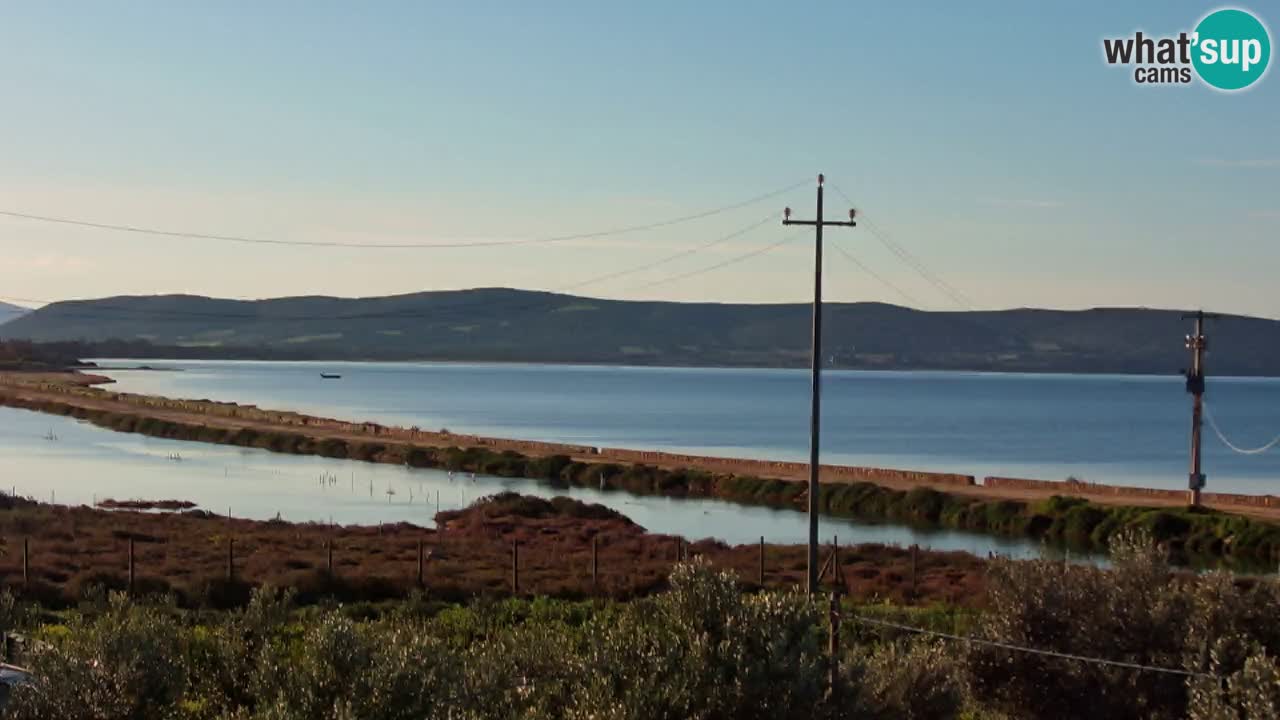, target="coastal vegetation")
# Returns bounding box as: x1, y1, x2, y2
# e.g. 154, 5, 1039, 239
7, 391, 1280, 567
4, 533, 1280, 719
0, 340, 87, 372
0, 494, 987, 609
